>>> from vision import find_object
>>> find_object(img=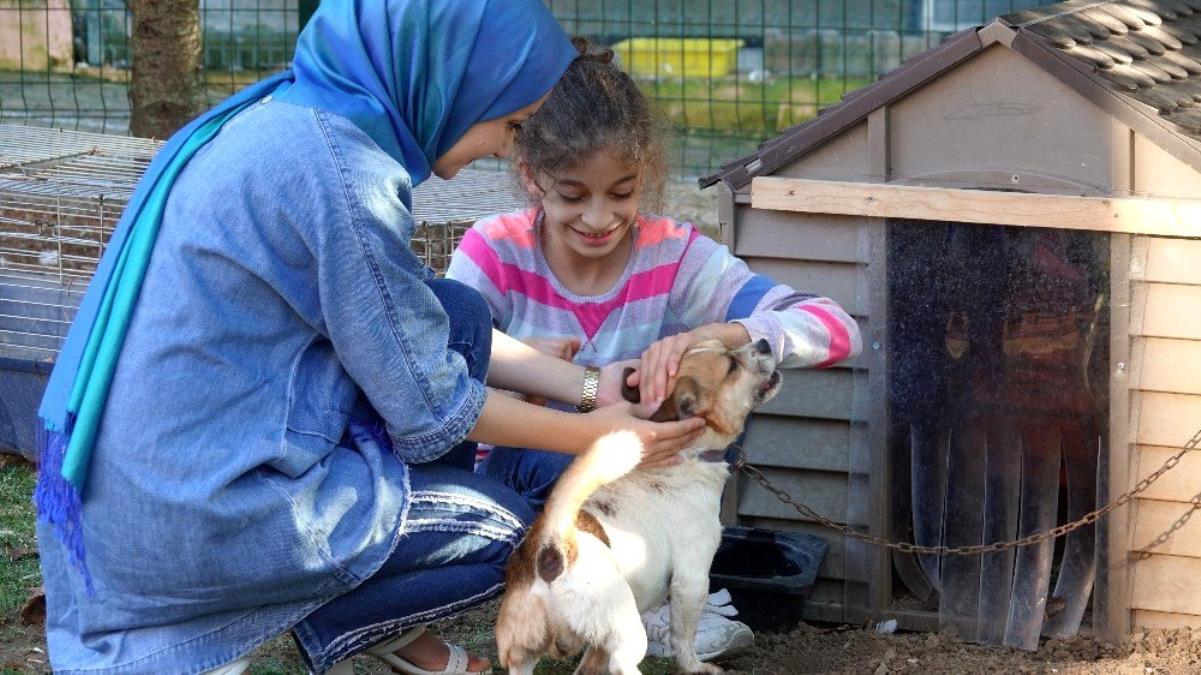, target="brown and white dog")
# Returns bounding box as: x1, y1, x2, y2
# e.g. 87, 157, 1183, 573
496, 339, 782, 674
